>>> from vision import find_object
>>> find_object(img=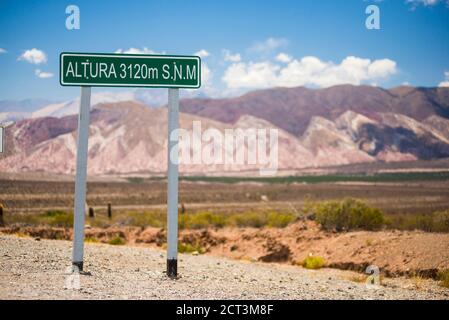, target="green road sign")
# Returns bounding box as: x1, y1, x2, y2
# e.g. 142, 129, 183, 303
60, 52, 201, 88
